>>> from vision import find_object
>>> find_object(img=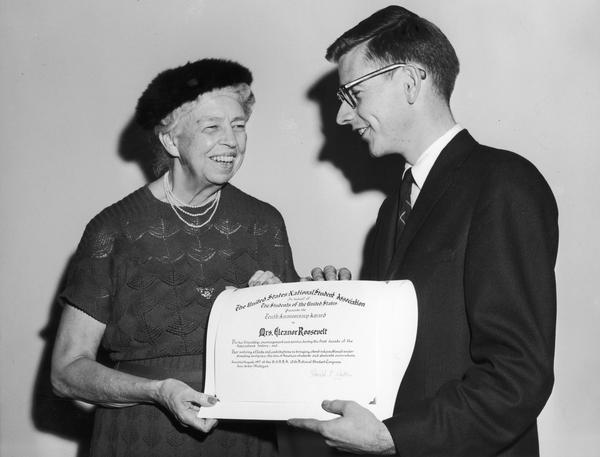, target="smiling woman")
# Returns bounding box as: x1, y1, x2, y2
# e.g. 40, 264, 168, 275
50, 58, 299, 457
160, 95, 248, 200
